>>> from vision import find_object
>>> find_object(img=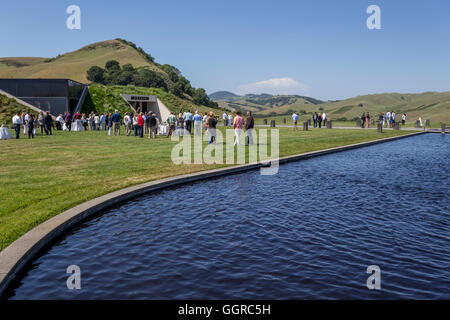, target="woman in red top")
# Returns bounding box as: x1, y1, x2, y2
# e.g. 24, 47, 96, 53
138, 112, 144, 138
